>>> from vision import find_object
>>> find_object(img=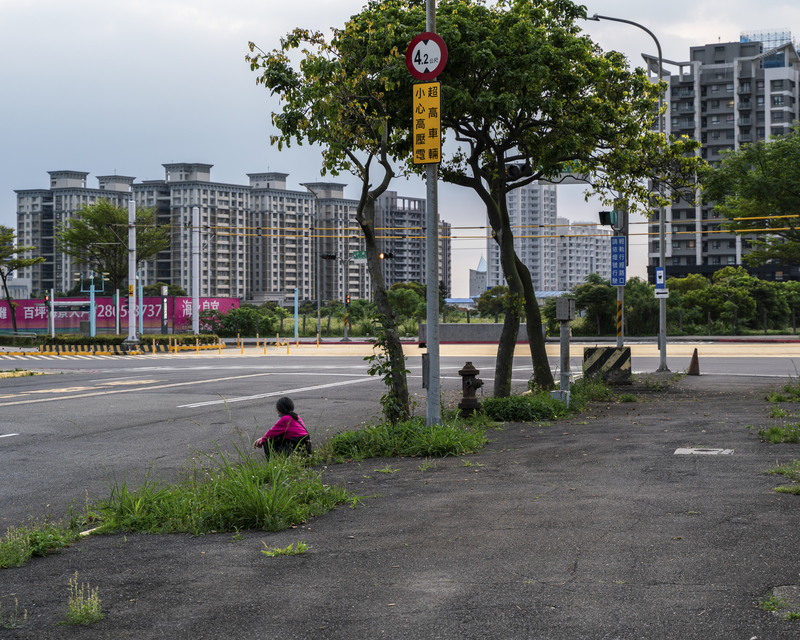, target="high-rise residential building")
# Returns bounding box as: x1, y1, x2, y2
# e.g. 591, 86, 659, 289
304, 181, 370, 305
487, 181, 559, 291
555, 218, 612, 290
134, 163, 251, 299
13, 167, 449, 305
15, 171, 134, 294
643, 32, 800, 282
374, 190, 452, 295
